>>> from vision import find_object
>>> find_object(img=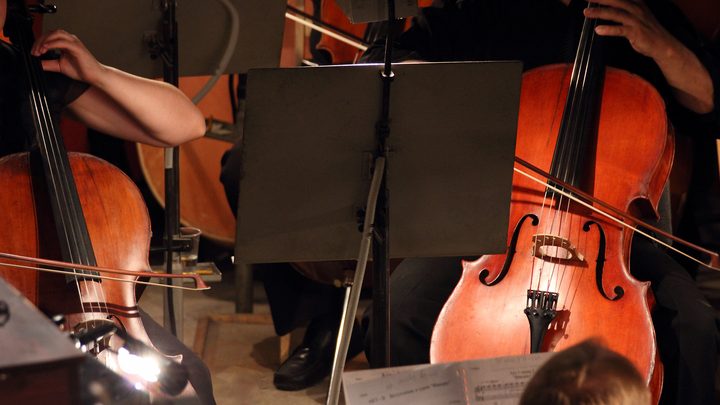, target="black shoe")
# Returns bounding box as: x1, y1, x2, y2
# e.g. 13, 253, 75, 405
273, 315, 364, 391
